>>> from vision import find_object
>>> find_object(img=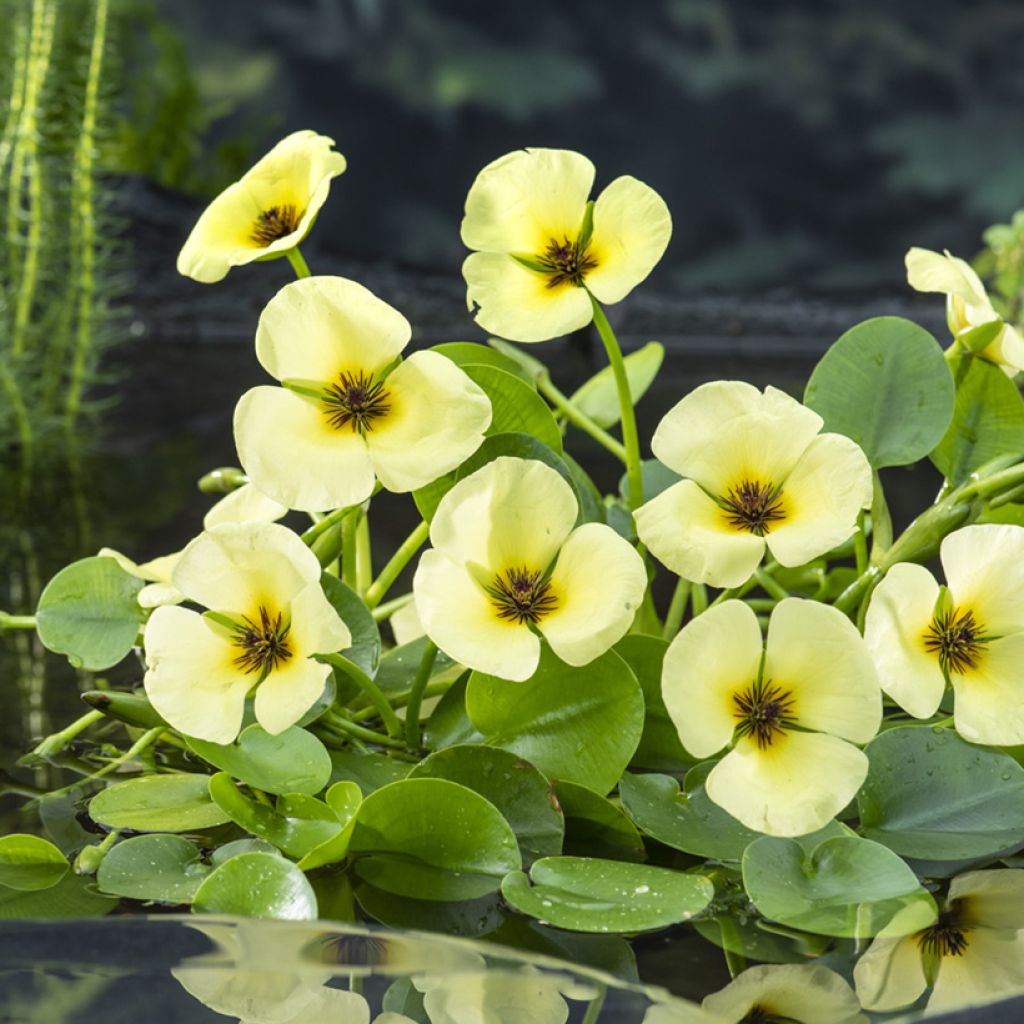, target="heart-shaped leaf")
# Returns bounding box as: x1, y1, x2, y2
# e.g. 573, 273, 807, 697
89, 774, 230, 833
